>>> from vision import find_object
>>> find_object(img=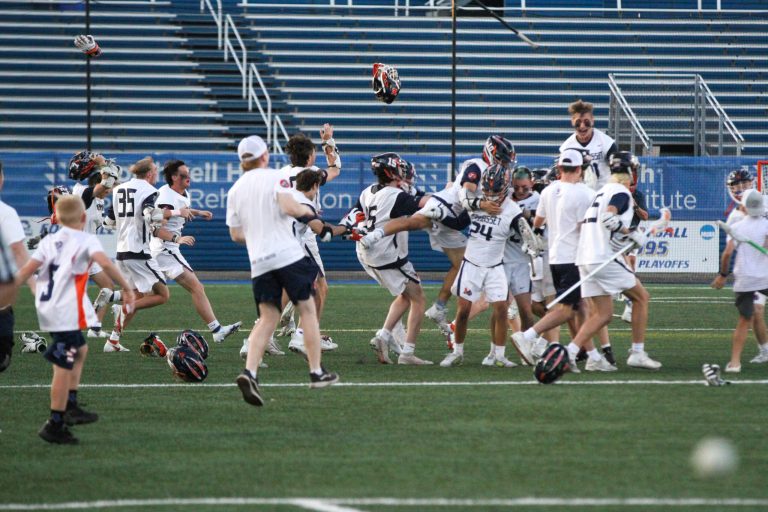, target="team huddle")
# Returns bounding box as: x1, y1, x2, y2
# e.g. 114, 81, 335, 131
5, 99, 768, 444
